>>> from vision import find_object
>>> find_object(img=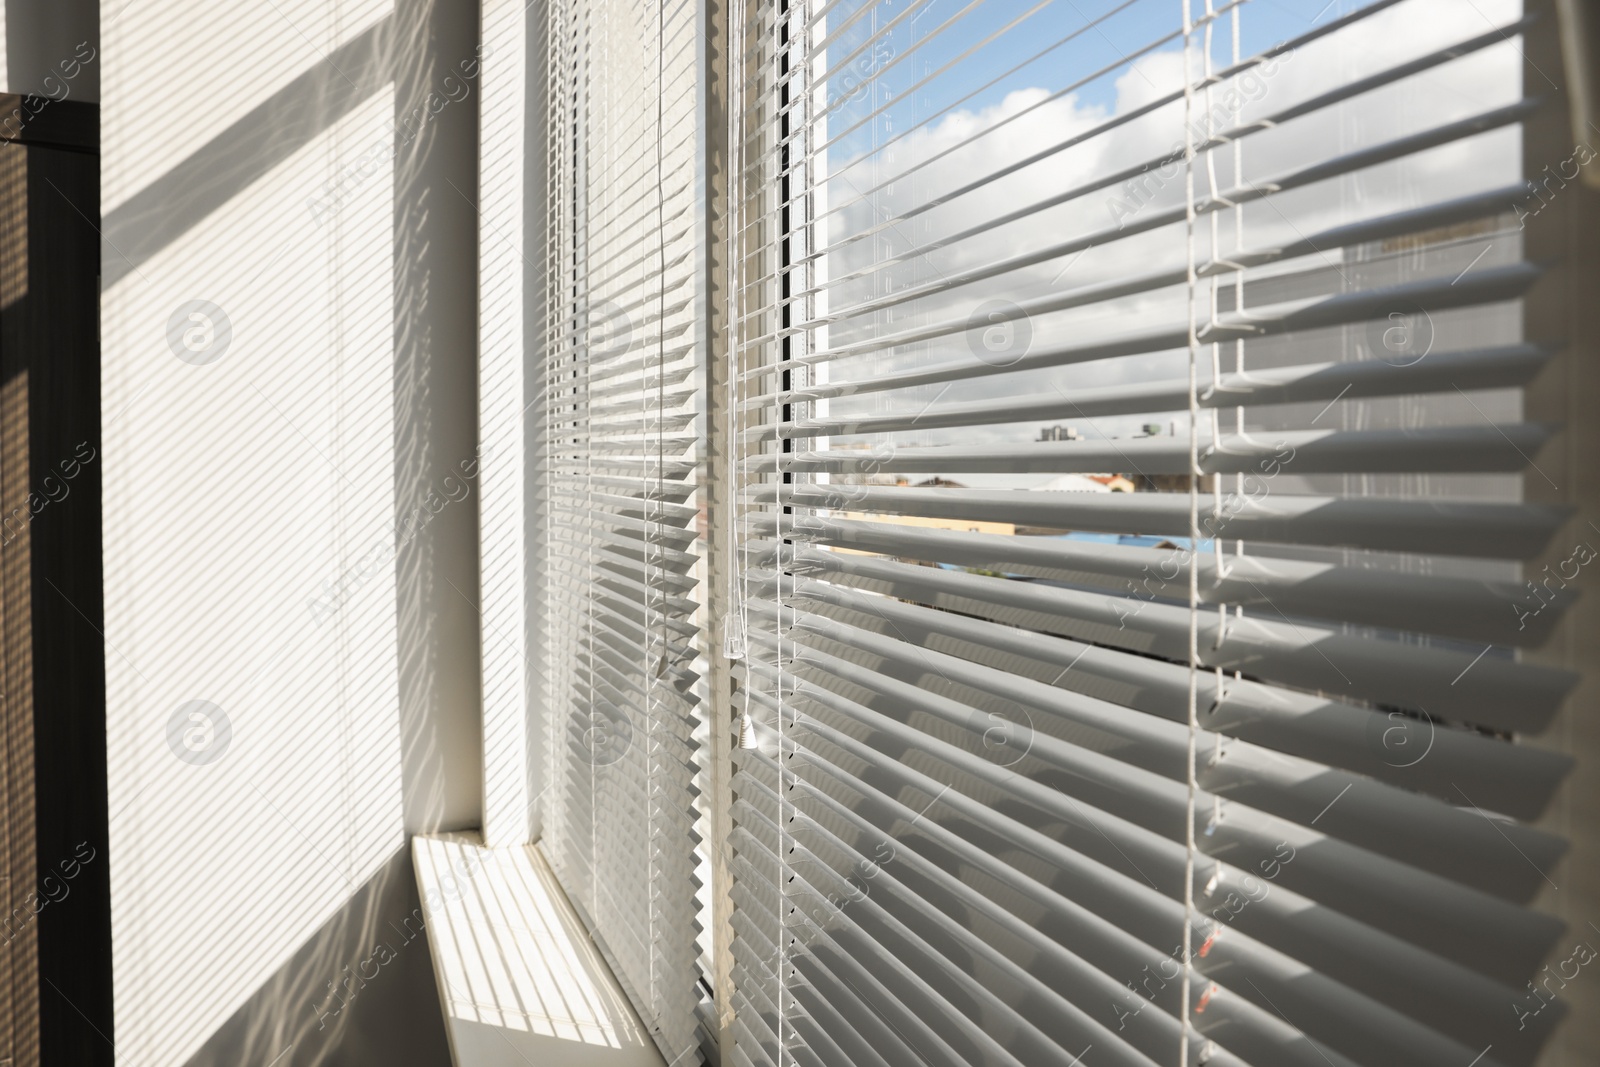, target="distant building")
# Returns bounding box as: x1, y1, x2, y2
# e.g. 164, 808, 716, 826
1030, 473, 1113, 493
1133, 472, 1216, 493
833, 477, 1015, 555
1037, 424, 1081, 441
